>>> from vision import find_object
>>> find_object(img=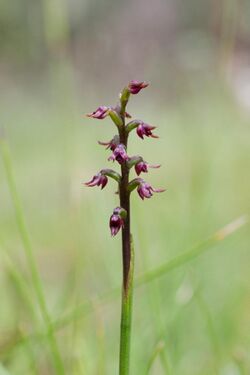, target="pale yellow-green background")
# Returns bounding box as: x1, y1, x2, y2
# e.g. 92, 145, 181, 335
0, 1, 250, 374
